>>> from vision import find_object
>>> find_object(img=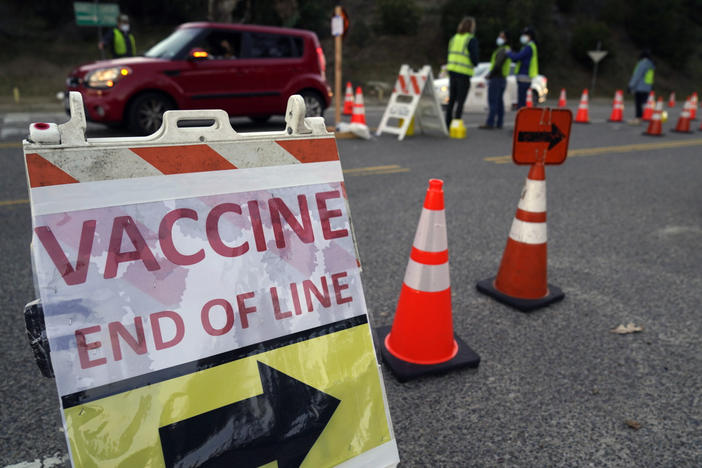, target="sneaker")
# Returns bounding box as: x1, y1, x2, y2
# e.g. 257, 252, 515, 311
478, 124, 494, 129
